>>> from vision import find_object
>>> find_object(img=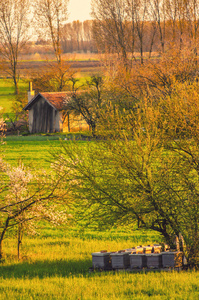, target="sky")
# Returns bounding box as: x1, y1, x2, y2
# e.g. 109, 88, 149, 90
68, 0, 92, 22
